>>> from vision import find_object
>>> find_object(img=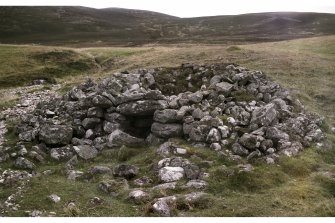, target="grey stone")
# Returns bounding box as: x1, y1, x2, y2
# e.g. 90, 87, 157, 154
156, 142, 174, 157
215, 82, 234, 94
189, 125, 210, 142
69, 88, 85, 100
280, 141, 303, 157
67, 170, 84, 180
209, 75, 222, 86
50, 146, 74, 161
82, 118, 101, 130
64, 155, 78, 171
152, 182, 177, 190
103, 121, 121, 134
92, 95, 114, 108
146, 133, 165, 146
153, 109, 179, 123
19, 131, 34, 142
232, 143, 249, 156
85, 129, 95, 140
142, 73, 155, 87
134, 176, 153, 186
210, 143, 221, 151
108, 129, 145, 147
117, 100, 167, 115
39, 125, 73, 146
218, 125, 229, 138
184, 164, 201, 180
238, 164, 254, 172
188, 91, 203, 103
184, 192, 207, 203
266, 127, 289, 143
87, 107, 104, 118
29, 151, 45, 163
174, 106, 191, 120
73, 145, 98, 160
159, 167, 184, 182
98, 179, 129, 197
151, 122, 183, 138
239, 133, 261, 150
192, 108, 205, 120
250, 103, 278, 127
113, 164, 139, 179
128, 190, 148, 200
247, 149, 262, 160
48, 194, 61, 203
183, 180, 208, 189
206, 128, 221, 143
153, 200, 171, 217
174, 147, 187, 155
104, 112, 126, 123
14, 157, 34, 170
